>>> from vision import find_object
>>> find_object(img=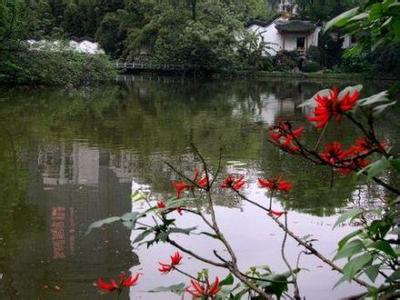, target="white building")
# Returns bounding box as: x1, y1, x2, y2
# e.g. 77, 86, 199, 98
247, 17, 321, 56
